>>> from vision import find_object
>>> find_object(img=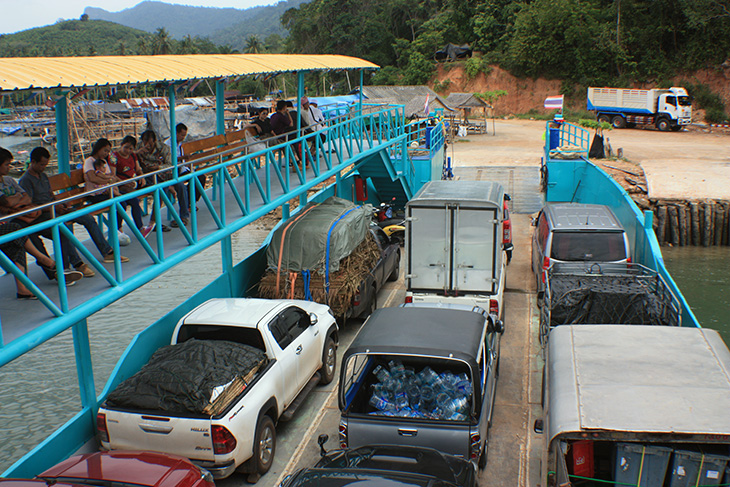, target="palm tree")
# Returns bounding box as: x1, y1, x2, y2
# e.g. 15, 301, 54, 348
152, 28, 172, 55
177, 35, 196, 54
244, 35, 263, 54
